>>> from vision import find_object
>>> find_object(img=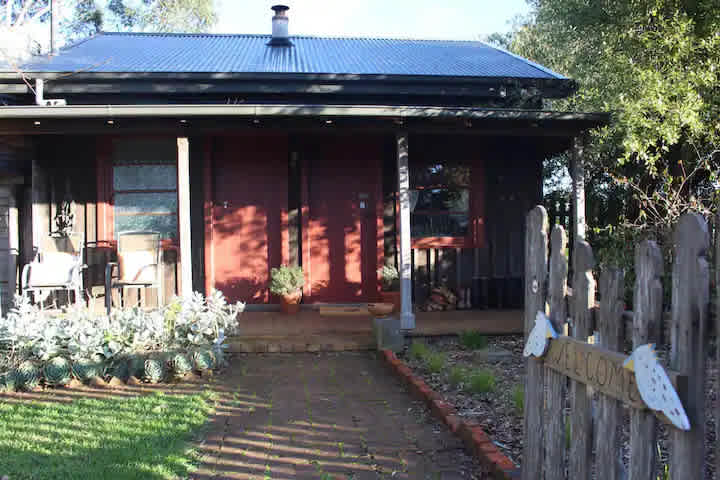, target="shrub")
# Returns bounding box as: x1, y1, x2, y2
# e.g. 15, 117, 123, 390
448, 365, 467, 387
426, 352, 446, 373
269, 265, 304, 296
459, 331, 488, 350
512, 384, 524, 414
0, 291, 244, 371
408, 341, 429, 361
467, 369, 496, 394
